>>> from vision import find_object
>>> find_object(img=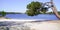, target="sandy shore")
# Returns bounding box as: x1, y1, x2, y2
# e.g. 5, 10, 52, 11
25, 20, 60, 30
0, 18, 60, 30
